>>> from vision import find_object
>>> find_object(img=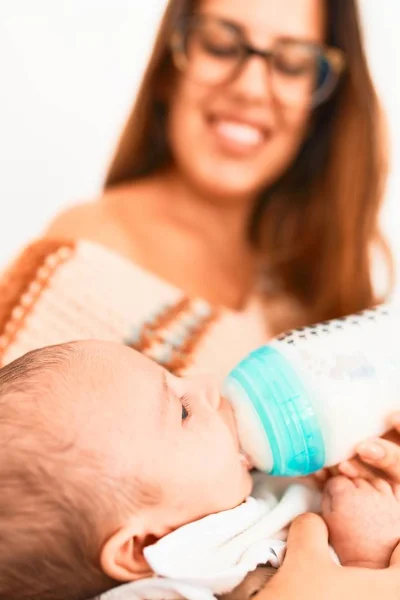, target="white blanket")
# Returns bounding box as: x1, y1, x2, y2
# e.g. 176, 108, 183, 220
97, 474, 320, 600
